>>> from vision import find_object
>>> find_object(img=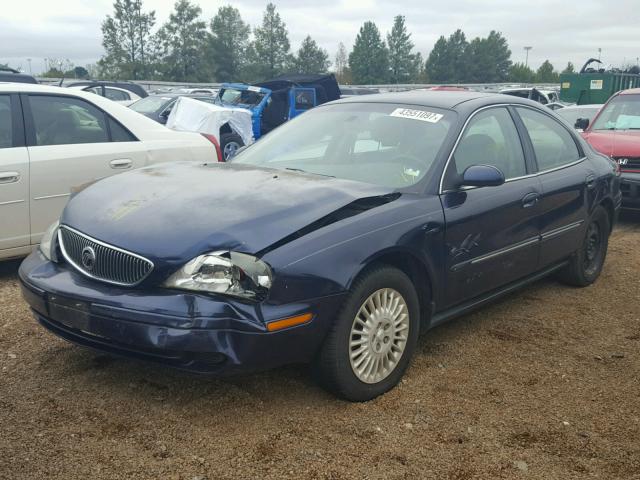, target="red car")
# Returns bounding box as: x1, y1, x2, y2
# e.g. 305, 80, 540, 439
581, 88, 640, 210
